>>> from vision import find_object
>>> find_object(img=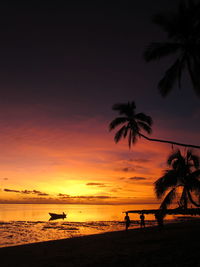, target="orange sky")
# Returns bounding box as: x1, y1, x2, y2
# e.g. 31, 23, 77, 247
0, 114, 199, 205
